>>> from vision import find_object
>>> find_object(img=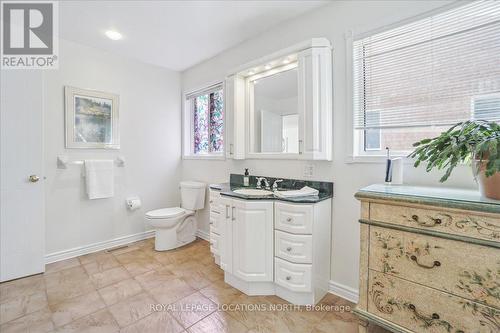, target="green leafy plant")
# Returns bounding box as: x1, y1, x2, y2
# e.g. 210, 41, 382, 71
408, 120, 500, 182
